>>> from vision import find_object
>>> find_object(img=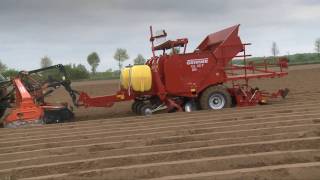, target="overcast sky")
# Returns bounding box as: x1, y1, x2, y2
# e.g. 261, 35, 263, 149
0, 0, 319, 71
